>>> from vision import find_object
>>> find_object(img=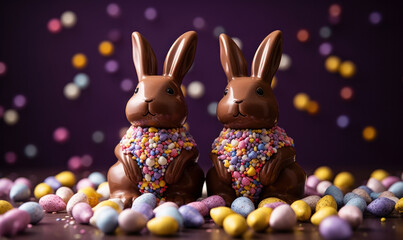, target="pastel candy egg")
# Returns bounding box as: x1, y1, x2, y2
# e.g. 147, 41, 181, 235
388, 181, 403, 198
55, 171, 76, 188
333, 171, 355, 192
187, 201, 209, 216
155, 206, 183, 227
382, 176, 400, 189
319, 216, 352, 240
0, 209, 30, 237
231, 197, 255, 217
44, 176, 62, 191
352, 188, 372, 203
132, 202, 154, 220
246, 206, 272, 231
0, 200, 13, 214
67, 192, 88, 215
314, 166, 333, 181
154, 202, 178, 214
343, 192, 361, 204
118, 209, 147, 233
178, 205, 205, 228
345, 197, 367, 213
88, 172, 106, 187
367, 177, 386, 193
201, 195, 226, 209
55, 186, 74, 204
316, 195, 337, 212
223, 213, 248, 237
316, 181, 332, 195
133, 193, 157, 208
311, 206, 338, 225
291, 200, 311, 221
14, 177, 32, 190
338, 205, 363, 229
370, 192, 381, 200
306, 175, 320, 189
96, 207, 119, 234
108, 198, 124, 210
358, 185, 373, 195
324, 185, 344, 208
263, 202, 285, 209
34, 183, 54, 199
96, 182, 110, 201
9, 183, 31, 202
0, 178, 13, 198
366, 197, 395, 217
93, 200, 121, 213
90, 206, 115, 226
210, 206, 235, 227
370, 169, 389, 181
304, 185, 320, 196
78, 187, 101, 207
395, 198, 403, 213
147, 216, 179, 236
269, 204, 296, 231
72, 202, 93, 224
378, 191, 396, 199
76, 178, 95, 190
39, 194, 66, 212
258, 197, 286, 208
302, 195, 321, 212
19, 202, 44, 224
